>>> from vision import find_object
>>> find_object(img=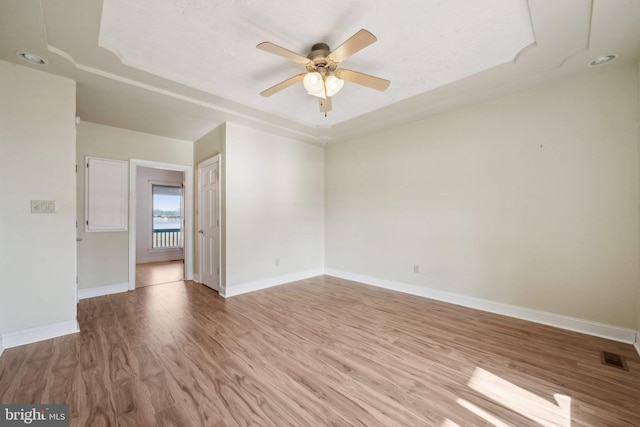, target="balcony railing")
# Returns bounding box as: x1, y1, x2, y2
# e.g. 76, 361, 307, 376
153, 228, 182, 248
